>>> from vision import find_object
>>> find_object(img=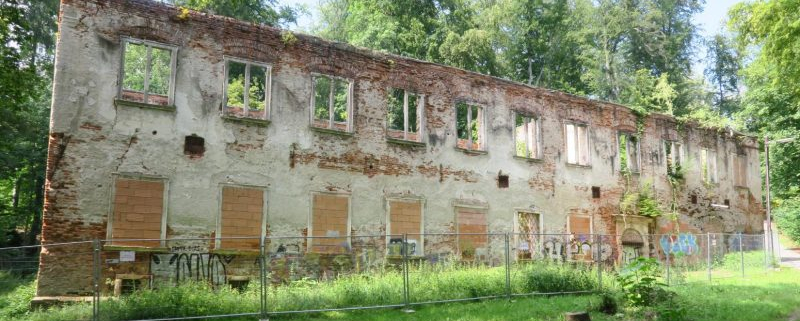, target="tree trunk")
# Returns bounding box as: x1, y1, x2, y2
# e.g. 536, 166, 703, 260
26, 176, 44, 246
